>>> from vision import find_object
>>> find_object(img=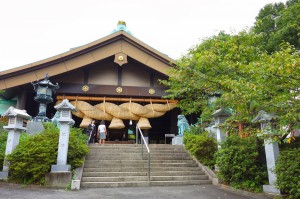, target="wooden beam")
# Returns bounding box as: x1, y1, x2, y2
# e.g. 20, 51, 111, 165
56, 95, 178, 103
